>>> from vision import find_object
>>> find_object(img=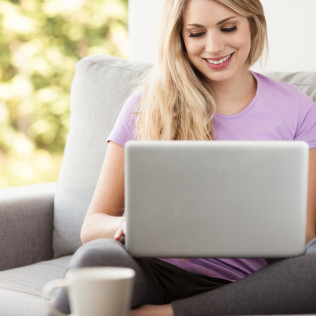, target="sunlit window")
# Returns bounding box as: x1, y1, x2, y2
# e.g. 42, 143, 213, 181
0, 0, 128, 187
